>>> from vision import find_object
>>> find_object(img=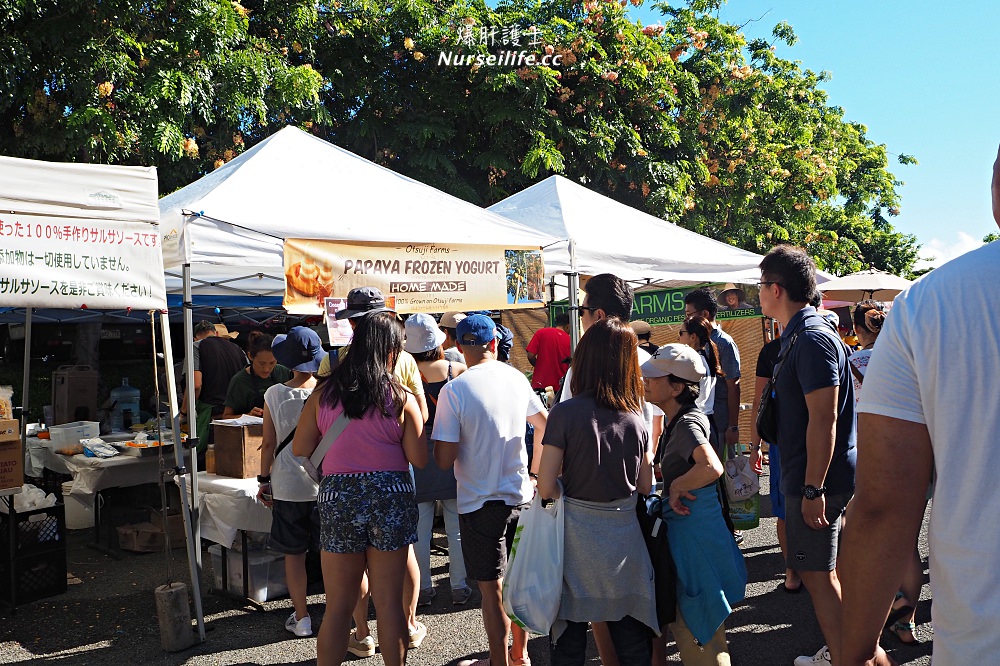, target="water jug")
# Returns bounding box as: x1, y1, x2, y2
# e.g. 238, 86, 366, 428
110, 377, 141, 432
